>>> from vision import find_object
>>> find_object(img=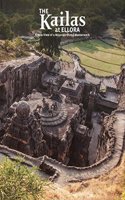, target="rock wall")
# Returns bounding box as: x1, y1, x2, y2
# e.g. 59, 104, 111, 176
96, 114, 116, 162
0, 55, 53, 117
